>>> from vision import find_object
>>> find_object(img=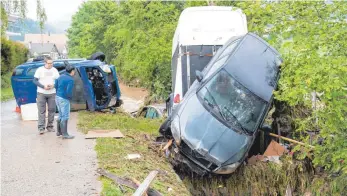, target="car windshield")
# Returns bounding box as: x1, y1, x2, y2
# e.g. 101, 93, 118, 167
197, 69, 267, 133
